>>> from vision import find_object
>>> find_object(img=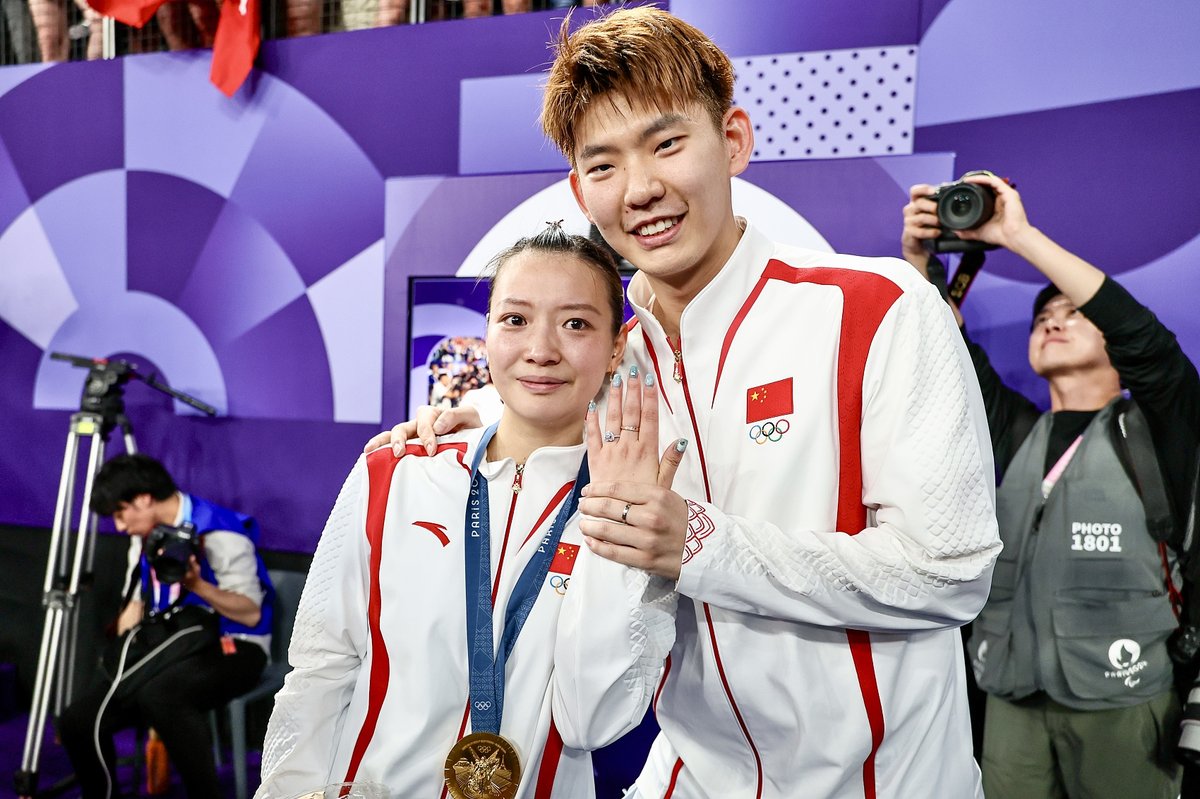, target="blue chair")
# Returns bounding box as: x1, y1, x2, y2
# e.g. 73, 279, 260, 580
212, 567, 307, 799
